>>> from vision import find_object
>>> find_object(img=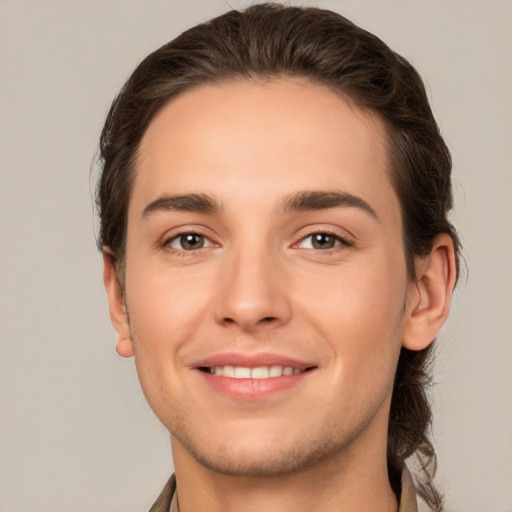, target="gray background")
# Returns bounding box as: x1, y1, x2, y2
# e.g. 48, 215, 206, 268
1, 1, 511, 511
